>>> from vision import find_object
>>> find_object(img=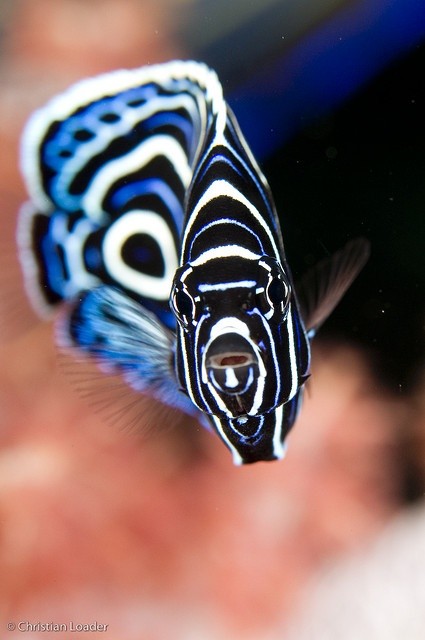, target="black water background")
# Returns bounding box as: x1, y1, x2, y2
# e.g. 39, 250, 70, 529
264, 43, 425, 394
